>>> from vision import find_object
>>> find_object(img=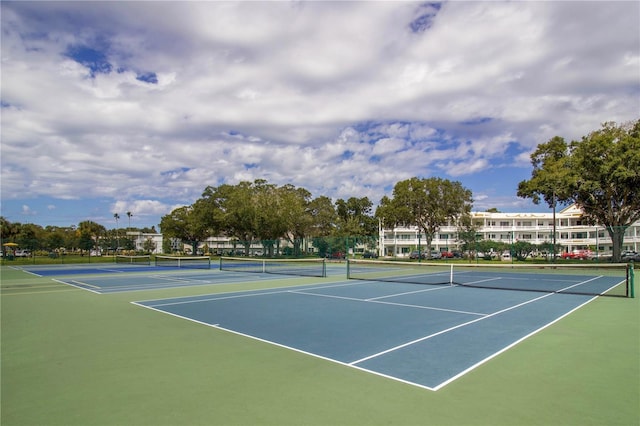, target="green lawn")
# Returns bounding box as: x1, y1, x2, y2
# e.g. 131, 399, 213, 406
1, 266, 638, 425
